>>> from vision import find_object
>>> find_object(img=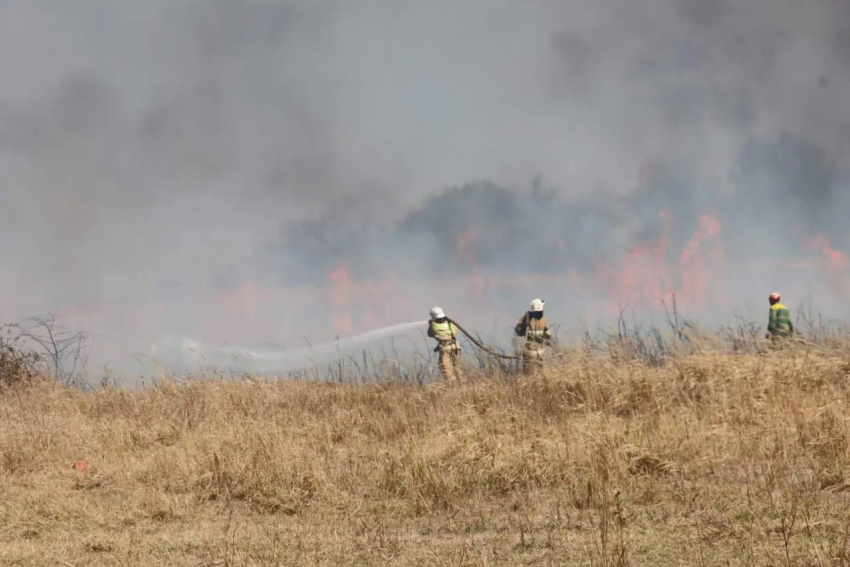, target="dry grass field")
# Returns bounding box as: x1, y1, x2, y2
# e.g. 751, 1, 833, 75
2, 346, 850, 566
